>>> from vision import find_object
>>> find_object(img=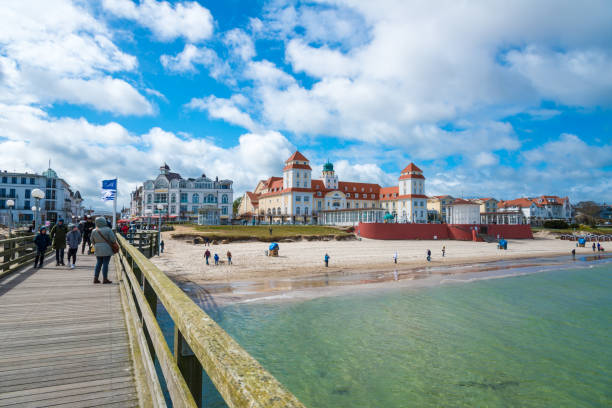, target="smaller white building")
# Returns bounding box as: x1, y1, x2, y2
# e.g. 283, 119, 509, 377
448, 199, 481, 224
